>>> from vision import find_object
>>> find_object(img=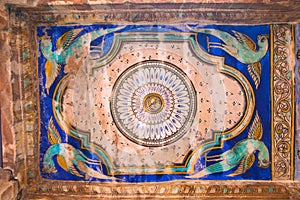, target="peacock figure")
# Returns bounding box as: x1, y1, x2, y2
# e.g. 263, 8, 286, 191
189, 26, 269, 89
42, 117, 118, 180
186, 112, 270, 178
40, 26, 125, 93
